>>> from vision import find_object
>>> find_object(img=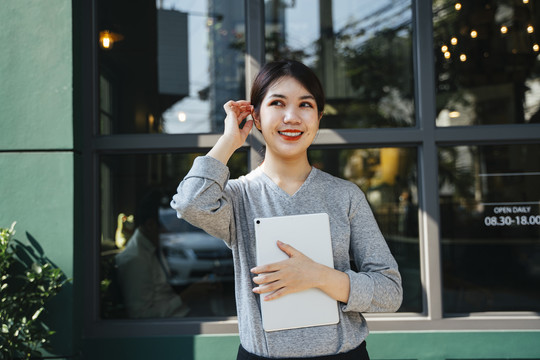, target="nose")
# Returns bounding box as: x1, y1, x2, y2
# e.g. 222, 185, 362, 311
283, 107, 301, 124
